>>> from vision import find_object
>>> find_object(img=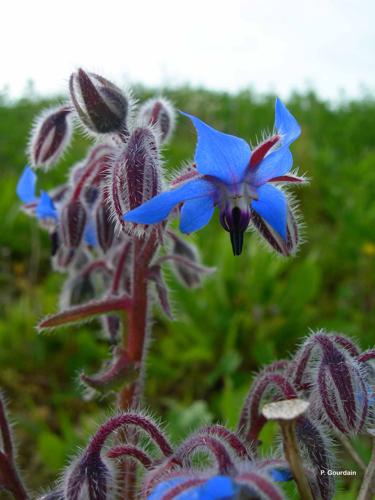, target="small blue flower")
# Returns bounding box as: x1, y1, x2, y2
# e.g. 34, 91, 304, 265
148, 475, 237, 500
124, 98, 303, 255
16, 166, 57, 221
